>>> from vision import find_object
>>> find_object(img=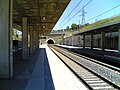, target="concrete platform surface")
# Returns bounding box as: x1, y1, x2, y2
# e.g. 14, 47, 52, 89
0, 45, 88, 90
43, 45, 88, 90
25, 47, 54, 90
